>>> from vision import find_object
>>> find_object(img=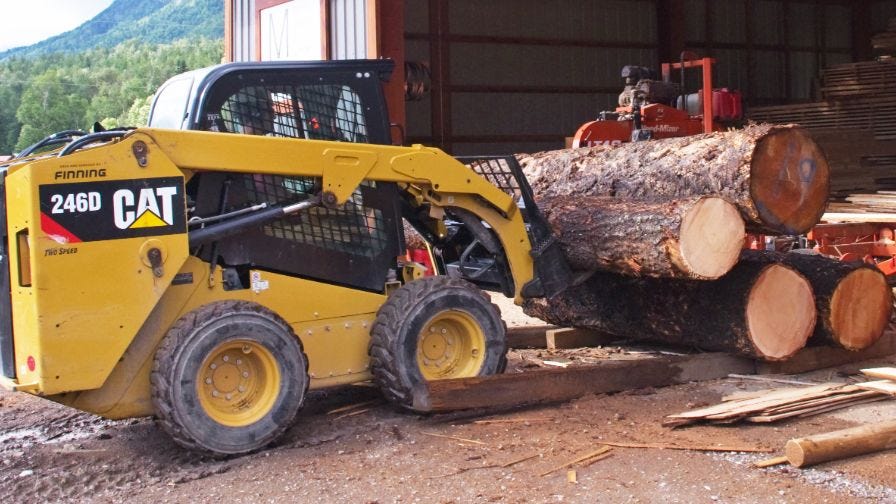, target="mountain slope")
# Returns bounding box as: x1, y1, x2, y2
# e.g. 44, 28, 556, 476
0, 0, 223, 59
